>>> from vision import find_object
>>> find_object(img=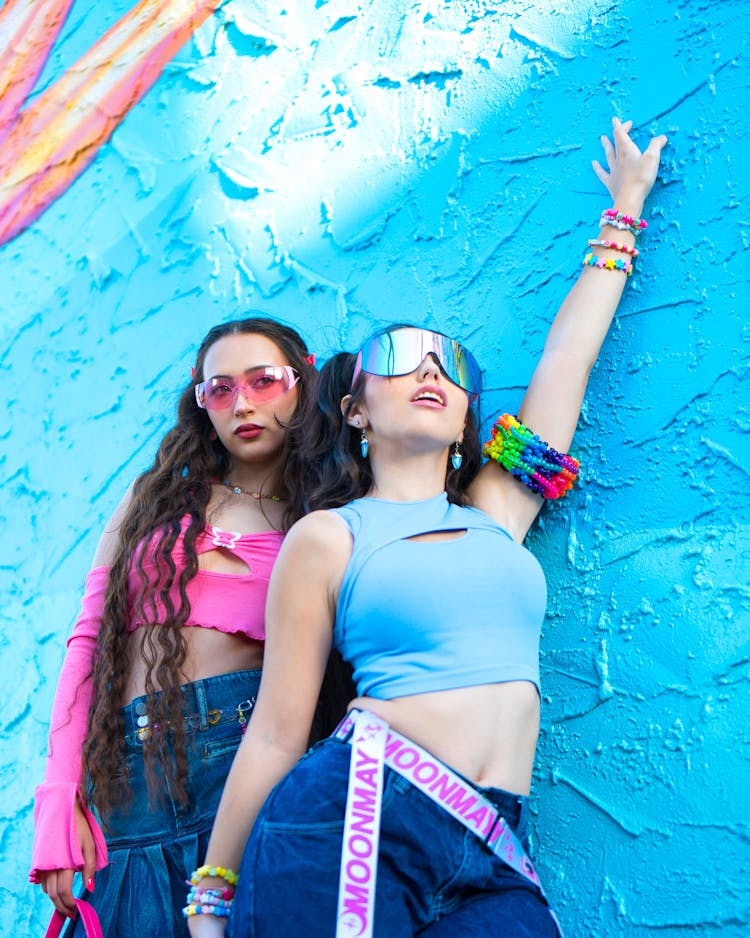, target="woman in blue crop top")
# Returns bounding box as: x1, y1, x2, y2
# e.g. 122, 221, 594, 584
31, 316, 350, 937
190, 119, 667, 937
